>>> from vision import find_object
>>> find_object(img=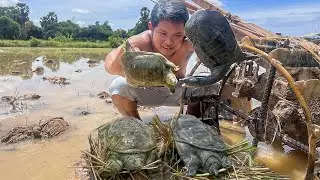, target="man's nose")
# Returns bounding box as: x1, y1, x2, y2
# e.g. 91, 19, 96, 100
164, 36, 174, 46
